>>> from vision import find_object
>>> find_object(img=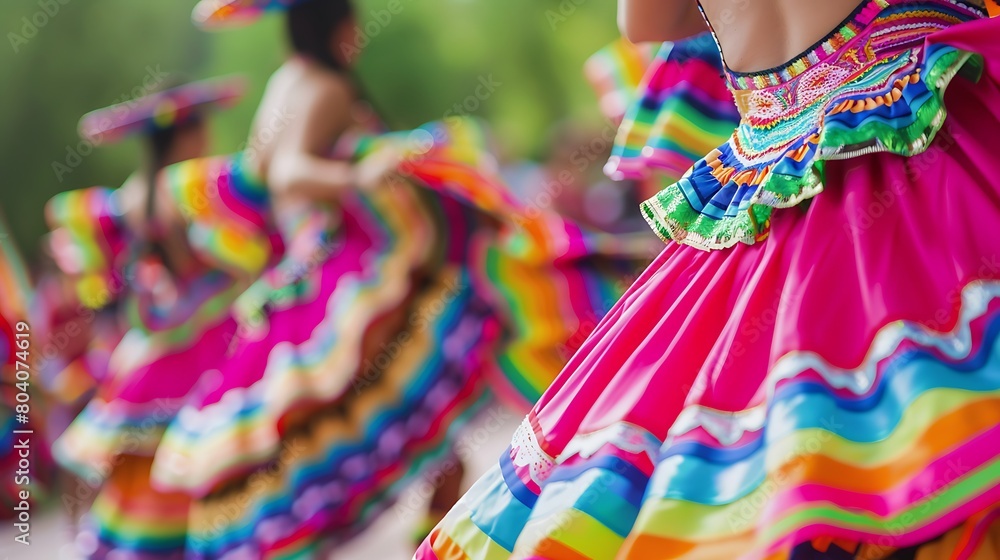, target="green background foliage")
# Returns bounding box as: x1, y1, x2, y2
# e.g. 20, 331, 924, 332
0, 0, 619, 261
